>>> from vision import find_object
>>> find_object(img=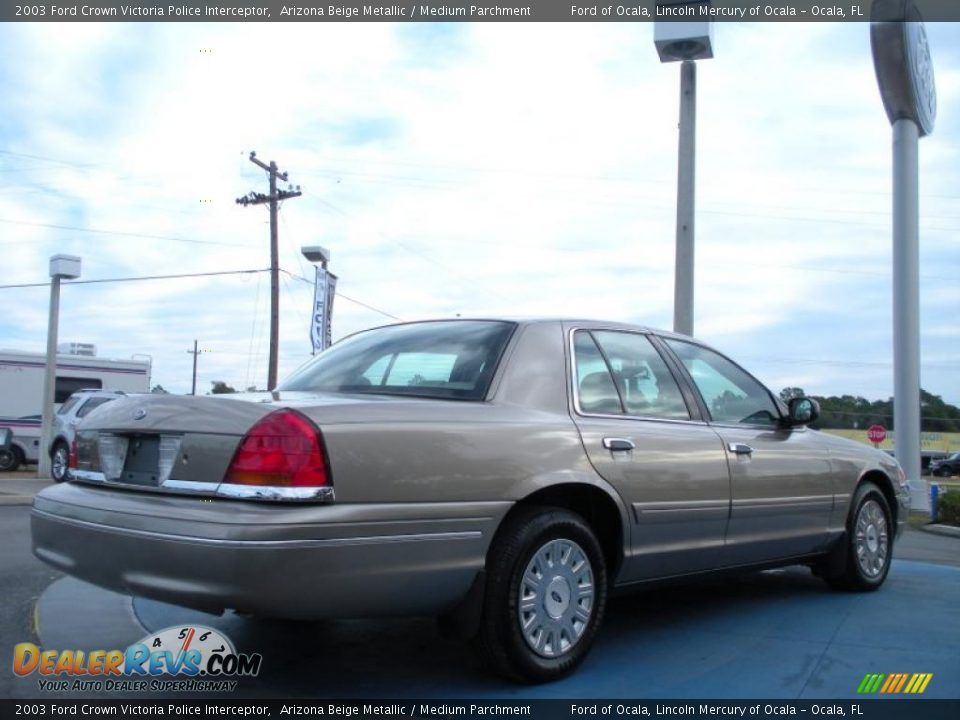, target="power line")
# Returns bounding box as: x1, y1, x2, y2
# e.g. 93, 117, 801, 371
281, 269, 403, 322
0, 268, 269, 290
741, 355, 957, 370
0, 149, 99, 168
0, 218, 252, 248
